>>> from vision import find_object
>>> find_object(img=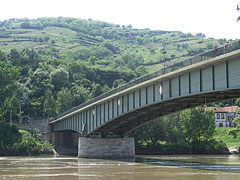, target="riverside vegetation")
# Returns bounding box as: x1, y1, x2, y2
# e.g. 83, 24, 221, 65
0, 17, 239, 155
128, 106, 237, 155
0, 121, 53, 156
